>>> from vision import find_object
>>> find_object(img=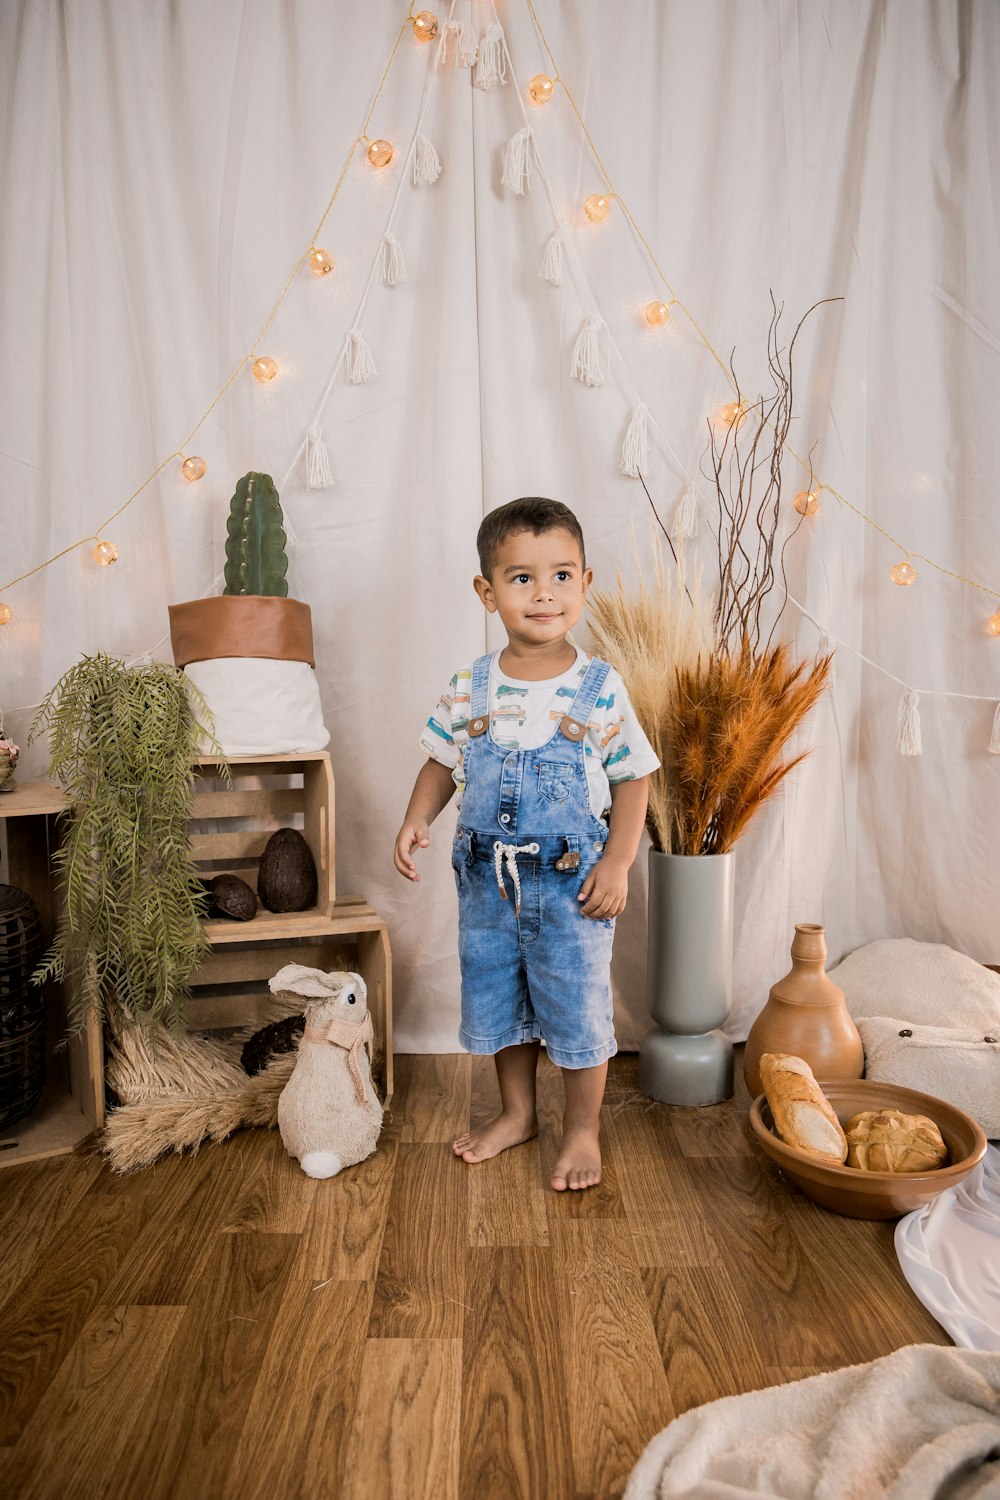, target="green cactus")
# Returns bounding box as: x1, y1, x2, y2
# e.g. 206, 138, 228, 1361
223, 472, 289, 597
